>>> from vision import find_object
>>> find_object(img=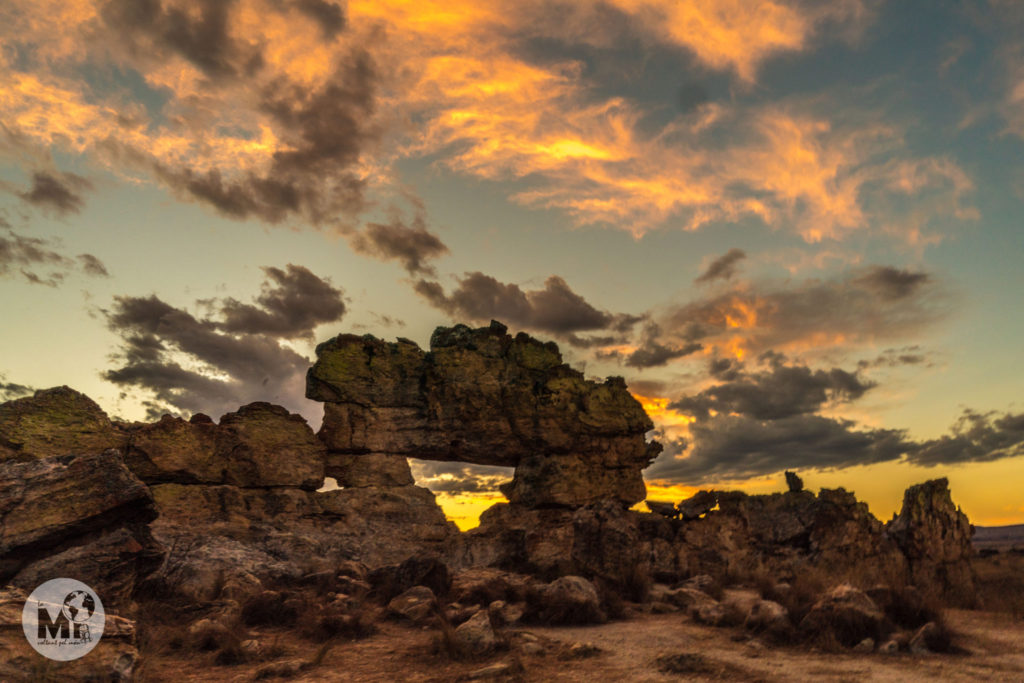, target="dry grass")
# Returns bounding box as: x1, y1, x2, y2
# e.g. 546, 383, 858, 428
974, 553, 1024, 619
